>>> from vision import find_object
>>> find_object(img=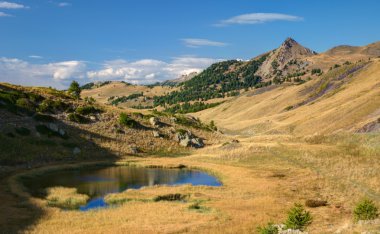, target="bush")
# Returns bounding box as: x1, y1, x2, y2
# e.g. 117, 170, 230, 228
37, 99, 68, 113
354, 198, 379, 221
15, 127, 31, 136
76, 105, 101, 115
305, 199, 328, 208
257, 222, 278, 234
68, 113, 88, 124
35, 125, 58, 137
34, 113, 56, 122
285, 203, 312, 231
119, 113, 139, 128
